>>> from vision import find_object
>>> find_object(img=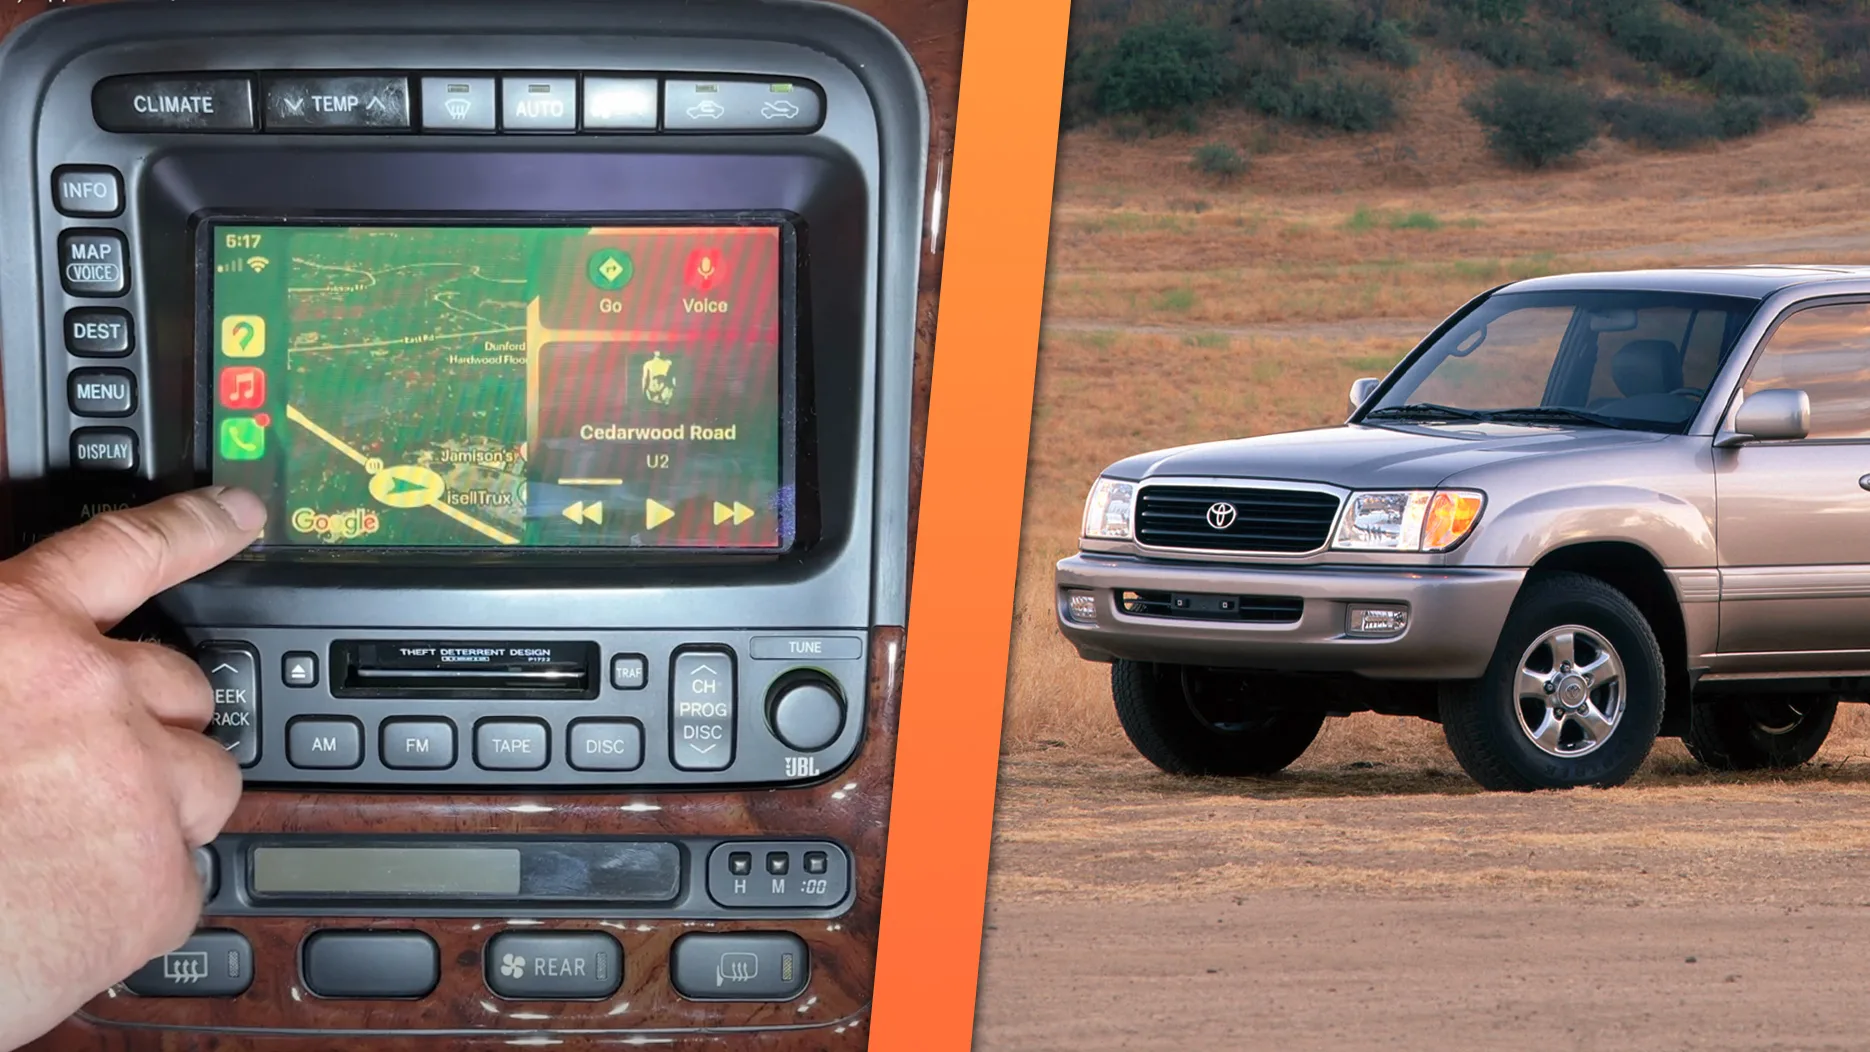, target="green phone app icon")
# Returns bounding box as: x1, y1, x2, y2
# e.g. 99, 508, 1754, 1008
219, 417, 266, 461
